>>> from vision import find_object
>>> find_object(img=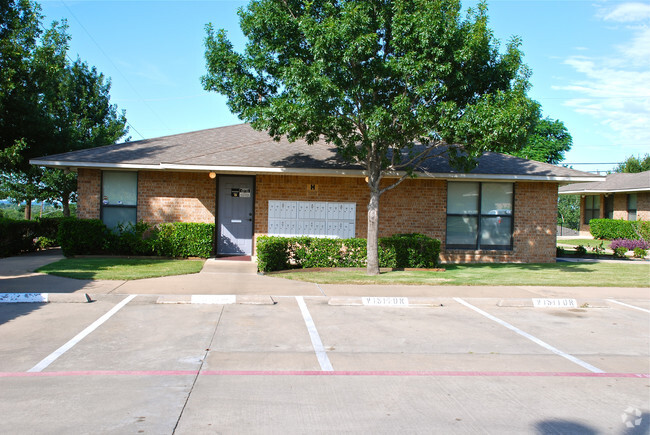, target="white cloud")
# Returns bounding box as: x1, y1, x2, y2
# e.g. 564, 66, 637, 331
603, 2, 650, 22
555, 4, 650, 148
